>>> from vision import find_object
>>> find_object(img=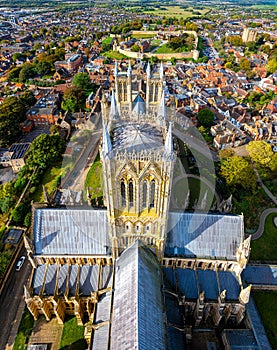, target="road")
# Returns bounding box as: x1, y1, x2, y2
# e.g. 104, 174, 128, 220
61, 114, 102, 191
0, 245, 32, 350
